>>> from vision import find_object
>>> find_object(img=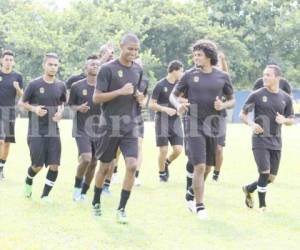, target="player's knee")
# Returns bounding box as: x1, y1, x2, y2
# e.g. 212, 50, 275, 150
268, 175, 276, 183
173, 146, 182, 156
81, 154, 92, 165
125, 158, 137, 174
32, 166, 42, 173
216, 145, 223, 154
194, 164, 206, 175
49, 165, 59, 171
